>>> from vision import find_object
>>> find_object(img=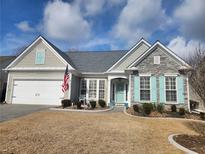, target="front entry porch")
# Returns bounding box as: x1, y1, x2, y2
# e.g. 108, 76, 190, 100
110, 78, 128, 106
